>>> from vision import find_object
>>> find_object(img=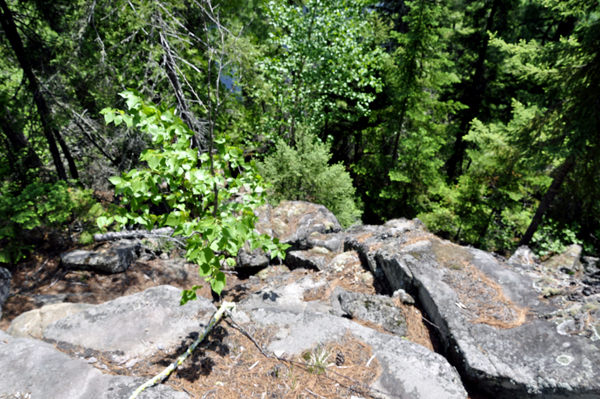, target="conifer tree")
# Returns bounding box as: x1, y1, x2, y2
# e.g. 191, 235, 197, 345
490, 0, 600, 247
354, 0, 462, 220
